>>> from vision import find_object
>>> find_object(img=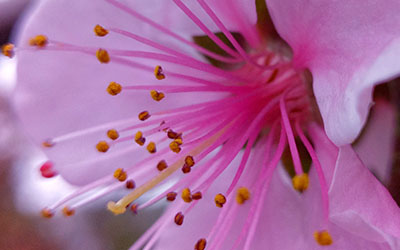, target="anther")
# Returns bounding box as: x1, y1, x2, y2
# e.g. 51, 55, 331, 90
157, 160, 168, 171
138, 111, 150, 121
154, 65, 165, 80
62, 206, 75, 217
182, 188, 192, 203
267, 69, 279, 83
181, 164, 191, 174
107, 82, 122, 96
174, 212, 184, 226
113, 168, 127, 182
130, 204, 138, 214
169, 141, 181, 153
150, 90, 165, 101
292, 173, 309, 192
96, 141, 110, 153
42, 139, 55, 148
126, 180, 136, 189
135, 131, 146, 146
94, 24, 108, 37
174, 138, 183, 146
29, 35, 48, 47
107, 129, 119, 140
195, 238, 207, 250
40, 161, 57, 178
167, 129, 180, 139
314, 230, 333, 246
146, 142, 156, 154
41, 208, 54, 218
1, 43, 14, 58
184, 155, 195, 167
192, 191, 202, 200
236, 187, 251, 204
215, 193, 226, 208
96, 48, 110, 63
166, 192, 177, 201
